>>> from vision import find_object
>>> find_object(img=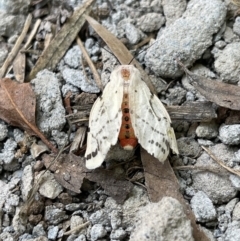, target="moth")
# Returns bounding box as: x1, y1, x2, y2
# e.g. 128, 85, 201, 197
85, 65, 179, 169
